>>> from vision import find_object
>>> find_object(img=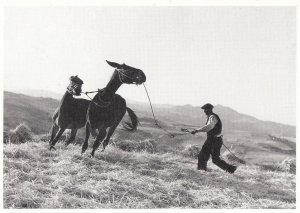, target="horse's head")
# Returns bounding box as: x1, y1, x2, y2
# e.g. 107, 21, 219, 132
67, 75, 84, 96
106, 60, 146, 85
